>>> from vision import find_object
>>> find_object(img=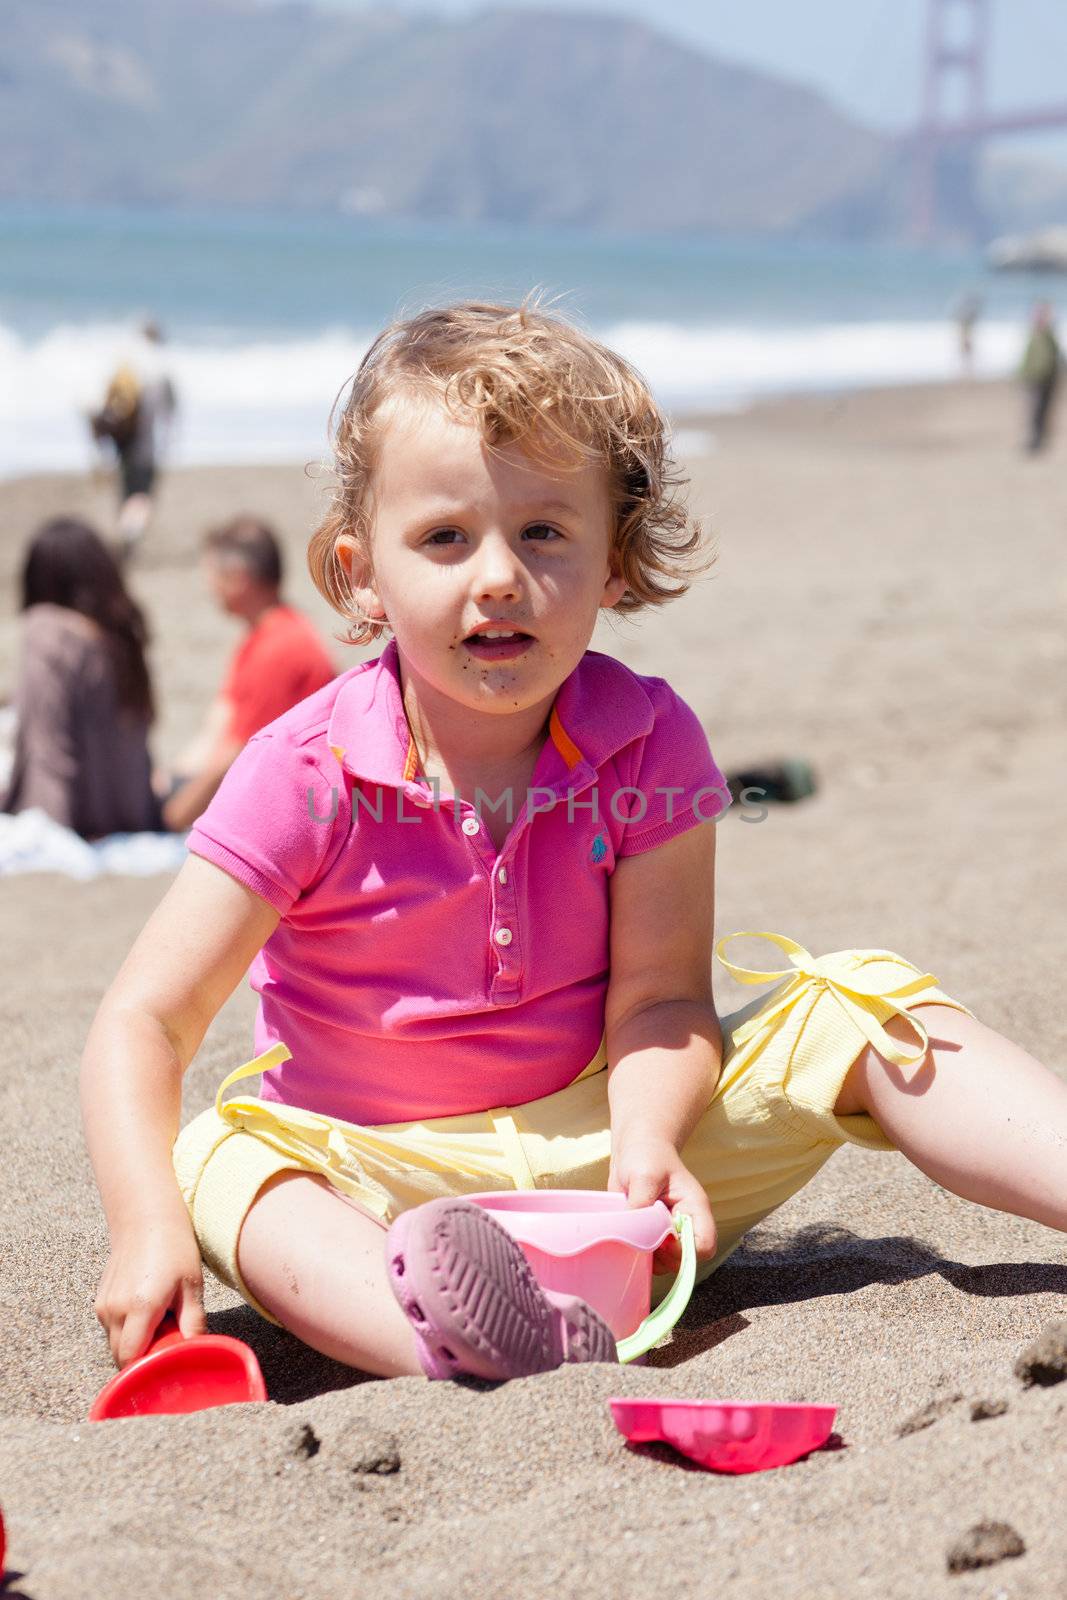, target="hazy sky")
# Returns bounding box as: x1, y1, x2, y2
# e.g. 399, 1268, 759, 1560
307, 0, 1067, 155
